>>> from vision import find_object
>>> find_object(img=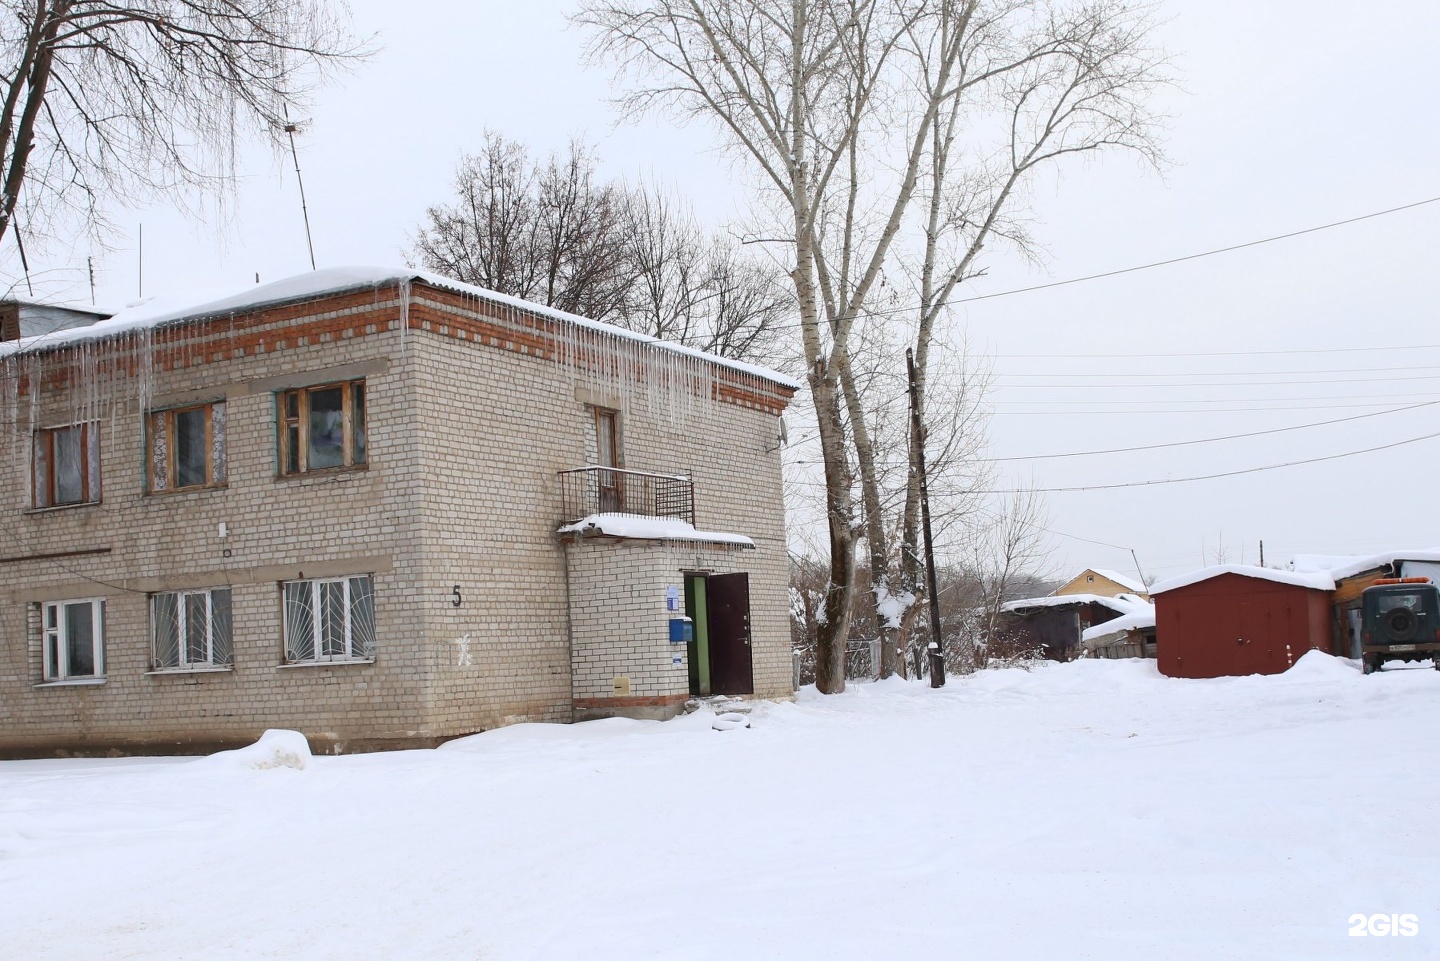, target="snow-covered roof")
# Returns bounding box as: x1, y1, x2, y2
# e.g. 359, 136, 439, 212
1290, 549, 1440, 582
557, 513, 755, 548
1074, 568, 1149, 594
0, 266, 802, 391
1149, 564, 1335, 595
2, 296, 114, 316
1081, 606, 1156, 643
1002, 592, 1151, 616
